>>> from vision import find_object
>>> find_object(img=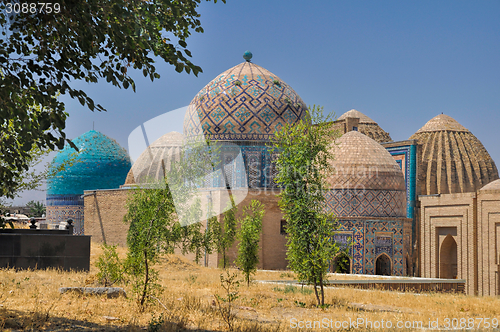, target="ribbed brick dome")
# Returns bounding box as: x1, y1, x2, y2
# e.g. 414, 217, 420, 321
183, 60, 307, 141
327, 131, 405, 191
338, 109, 392, 143
410, 114, 499, 195
325, 131, 406, 218
124, 132, 183, 185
